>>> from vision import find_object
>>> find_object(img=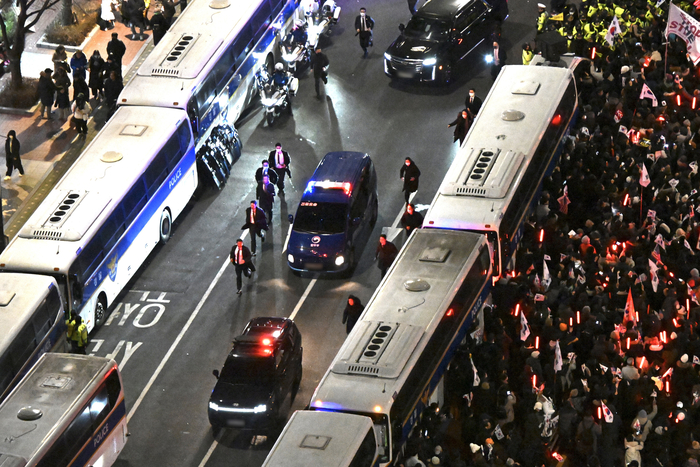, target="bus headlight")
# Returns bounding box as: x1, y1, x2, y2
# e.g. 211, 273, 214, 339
253, 404, 267, 413
423, 57, 437, 66
384, 52, 392, 61
335, 255, 345, 266
288, 254, 294, 263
